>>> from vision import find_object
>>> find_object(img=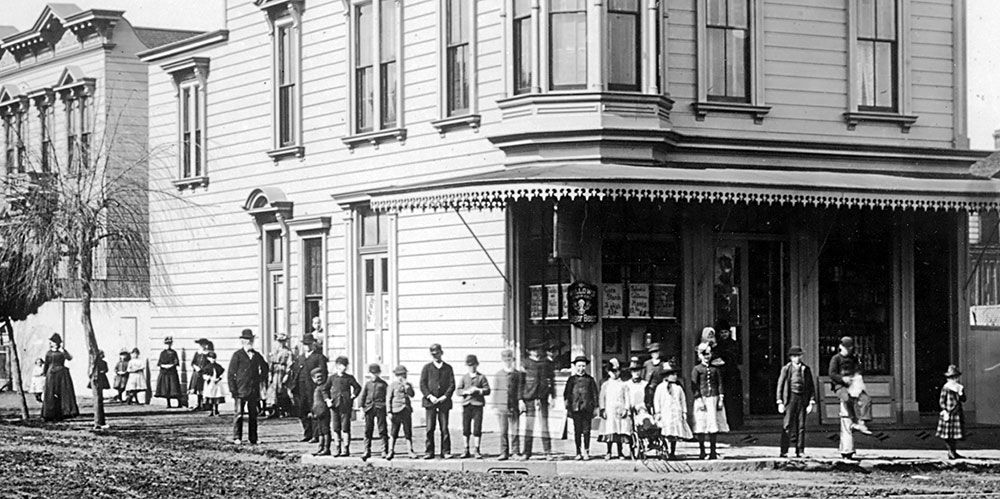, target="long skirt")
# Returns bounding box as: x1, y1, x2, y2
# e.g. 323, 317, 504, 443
188, 371, 204, 393
42, 367, 80, 421
155, 369, 184, 399
692, 396, 730, 434
126, 372, 147, 392
113, 374, 128, 391
659, 413, 693, 440
204, 378, 226, 404
936, 410, 964, 440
